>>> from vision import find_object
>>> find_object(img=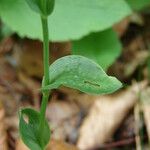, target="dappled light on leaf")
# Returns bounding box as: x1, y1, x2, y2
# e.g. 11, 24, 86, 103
42, 55, 122, 94
0, 0, 131, 41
